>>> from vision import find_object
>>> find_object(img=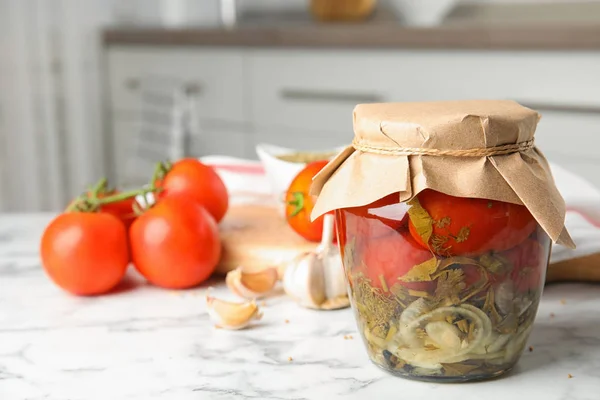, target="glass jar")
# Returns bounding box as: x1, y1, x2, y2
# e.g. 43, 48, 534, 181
335, 189, 551, 382
311, 100, 574, 382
